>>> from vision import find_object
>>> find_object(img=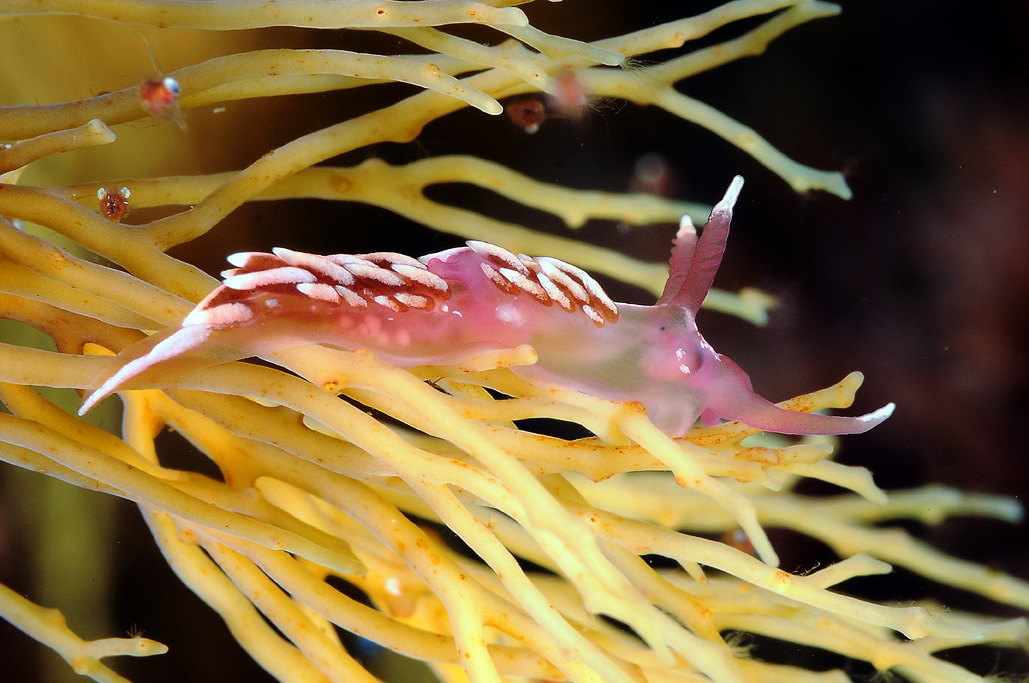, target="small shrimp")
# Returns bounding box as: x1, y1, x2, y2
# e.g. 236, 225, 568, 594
139, 76, 182, 121
97, 186, 131, 222
546, 71, 590, 119
136, 38, 186, 130
506, 98, 547, 134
